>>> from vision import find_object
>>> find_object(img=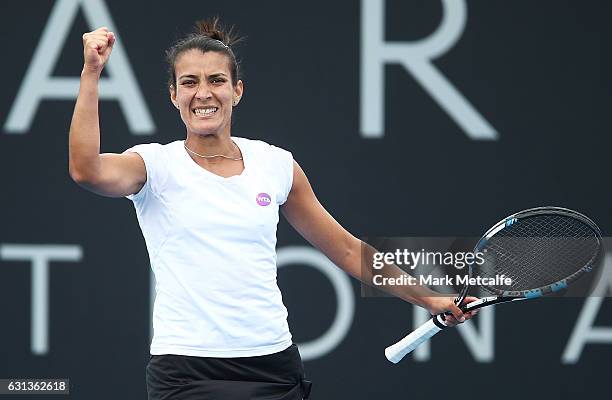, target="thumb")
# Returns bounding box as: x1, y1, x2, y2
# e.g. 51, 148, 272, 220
84, 42, 101, 62
447, 302, 465, 322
